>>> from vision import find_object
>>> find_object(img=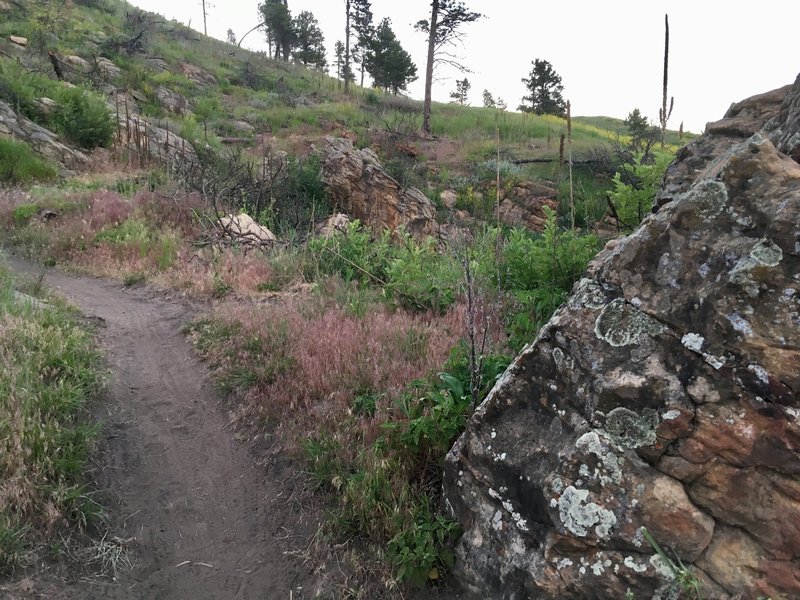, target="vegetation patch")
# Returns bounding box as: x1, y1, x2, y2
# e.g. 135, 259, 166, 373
0, 138, 58, 186
0, 267, 103, 576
